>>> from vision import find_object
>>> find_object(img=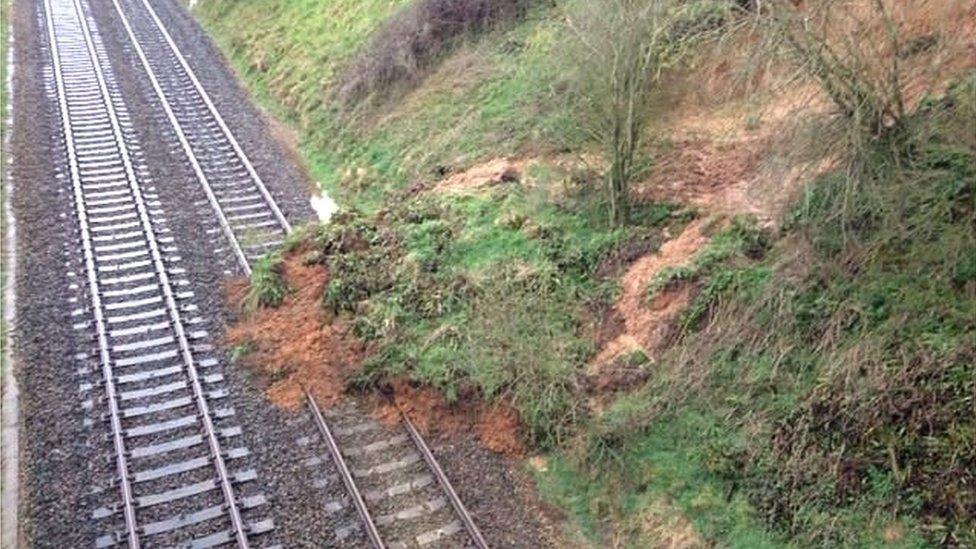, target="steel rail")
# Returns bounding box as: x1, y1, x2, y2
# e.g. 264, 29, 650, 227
105, 0, 256, 275
400, 411, 489, 549
82, 3, 483, 548
132, 0, 292, 237
42, 0, 139, 544
47, 0, 251, 546
110, 0, 292, 274
305, 391, 386, 549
